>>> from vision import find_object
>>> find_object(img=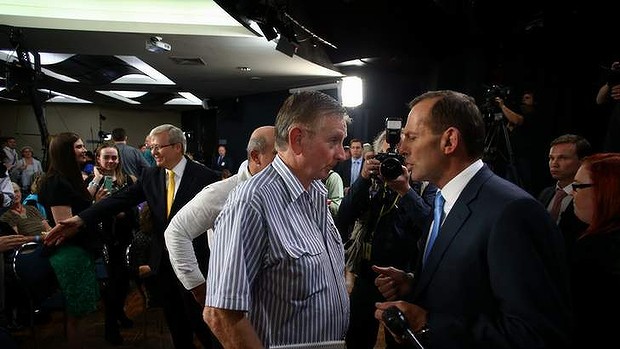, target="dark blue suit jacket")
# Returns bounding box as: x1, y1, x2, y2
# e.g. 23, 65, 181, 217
410, 165, 572, 348
334, 157, 364, 188
79, 157, 220, 273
